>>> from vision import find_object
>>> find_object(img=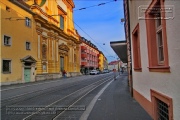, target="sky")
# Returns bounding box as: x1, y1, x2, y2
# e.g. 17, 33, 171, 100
72, 0, 125, 62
